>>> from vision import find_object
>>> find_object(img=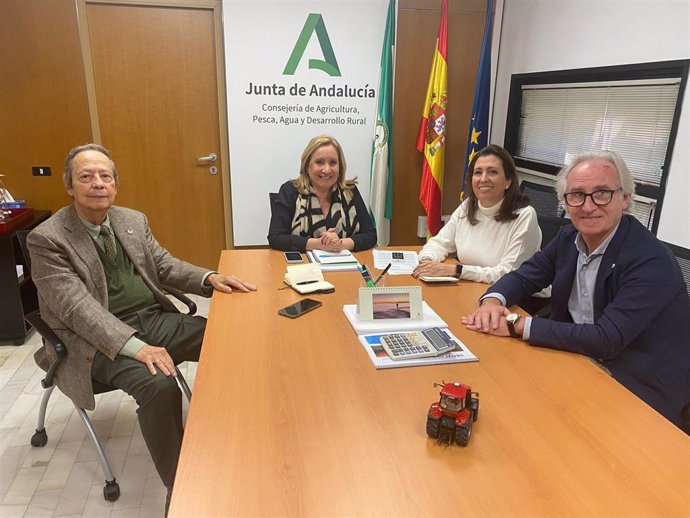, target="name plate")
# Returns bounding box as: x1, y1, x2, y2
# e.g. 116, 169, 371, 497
357, 286, 423, 321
